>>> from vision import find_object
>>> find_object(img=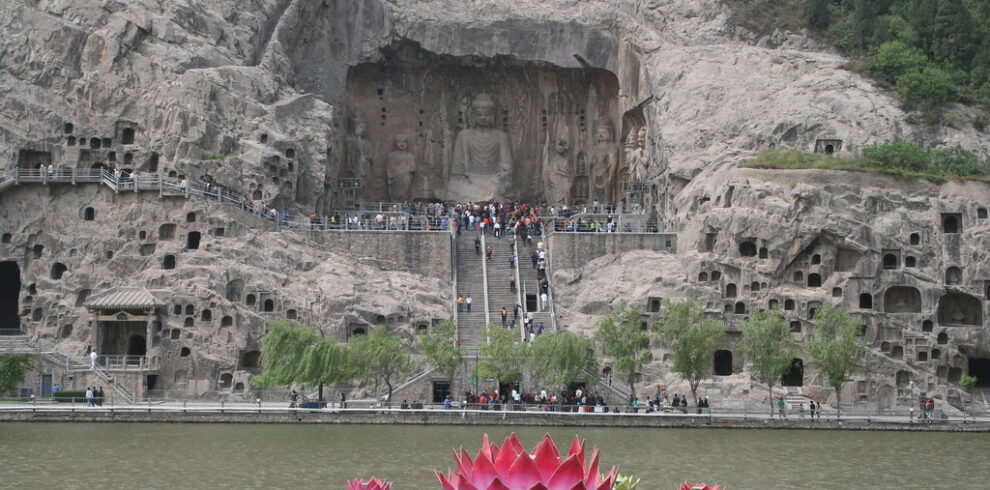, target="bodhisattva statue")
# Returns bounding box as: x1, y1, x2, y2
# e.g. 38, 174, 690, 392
386, 134, 416, 201
345, 116, 373, 185
588, 119, 619, 203
542, 138, 571, 204
627, 126, 648, 181
449, 93, 512, 201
